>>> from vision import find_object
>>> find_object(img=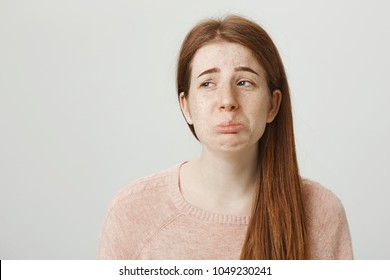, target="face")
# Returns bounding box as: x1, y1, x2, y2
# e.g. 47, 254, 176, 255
180, 42, 281, 154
